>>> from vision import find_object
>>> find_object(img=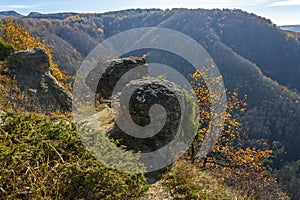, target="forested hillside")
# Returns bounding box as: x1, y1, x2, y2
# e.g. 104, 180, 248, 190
1, 8, 300, 199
